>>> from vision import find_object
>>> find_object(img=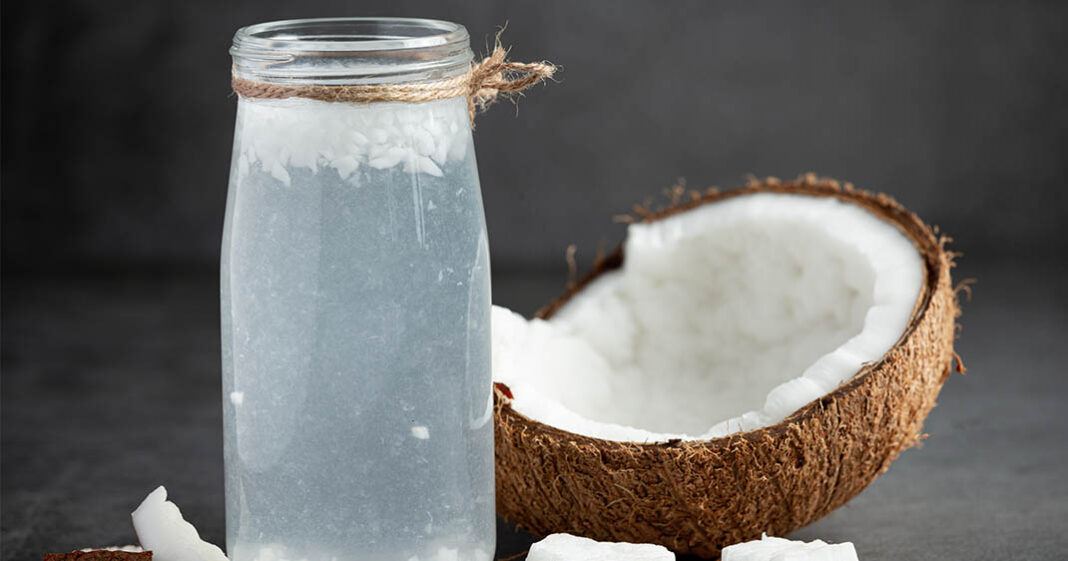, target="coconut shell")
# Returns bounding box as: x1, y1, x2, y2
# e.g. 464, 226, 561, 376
493, 175, 961, 558
43, 552, 151, 561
